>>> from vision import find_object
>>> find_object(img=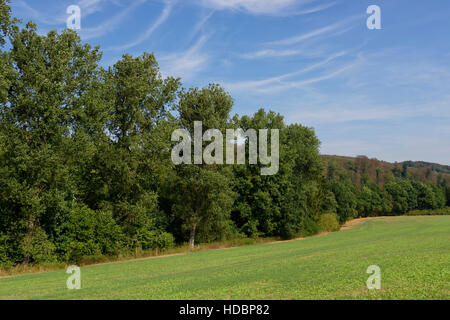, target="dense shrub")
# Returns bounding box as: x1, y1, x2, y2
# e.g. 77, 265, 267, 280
318, 213, 340, 232
20, 228, 56, 264
407, 207, 450, 216
64, 240, 102, 263
135, 229, 175, 250
57, 206, 124, 262
301, 217, 319, 236
0, 234, 13, 268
